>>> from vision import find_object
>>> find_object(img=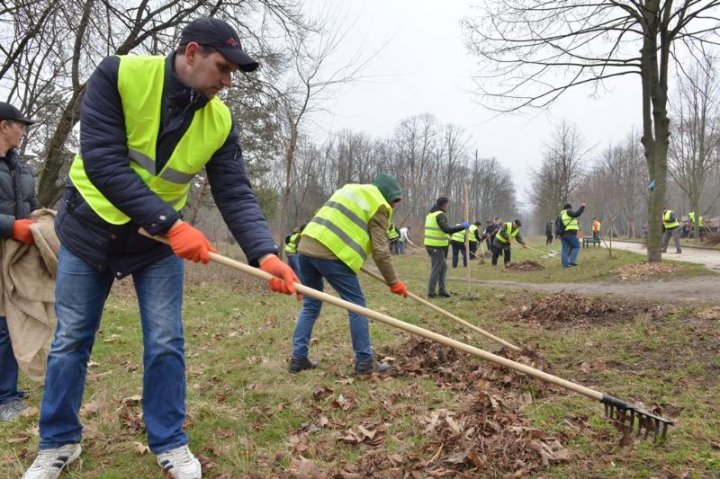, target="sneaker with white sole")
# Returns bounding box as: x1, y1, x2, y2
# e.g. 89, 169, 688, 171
0, 398, 24, 421
156, 445, 202, 479
22, 443, 82, 479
